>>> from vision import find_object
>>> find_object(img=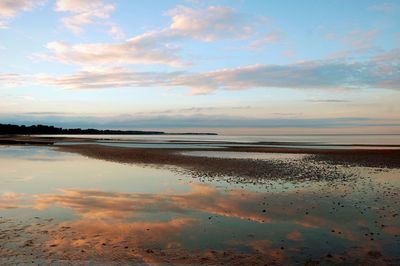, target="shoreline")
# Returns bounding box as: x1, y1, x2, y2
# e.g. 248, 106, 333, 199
2, 134, 400, 149
1, 136, 400, 177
